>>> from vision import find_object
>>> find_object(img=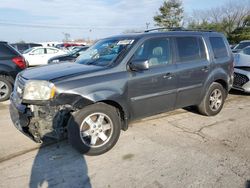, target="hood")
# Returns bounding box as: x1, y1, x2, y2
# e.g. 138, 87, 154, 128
234, 53, 250, 67
20, 62, 105, 81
